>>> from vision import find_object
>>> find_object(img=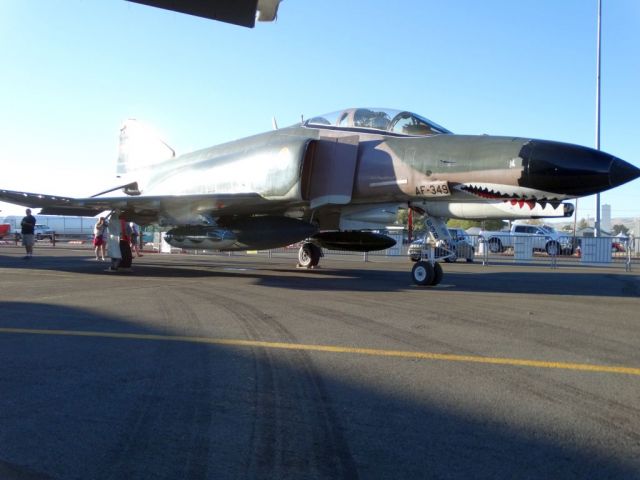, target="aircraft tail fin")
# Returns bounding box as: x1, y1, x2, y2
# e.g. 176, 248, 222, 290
117, 119, 175, 188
